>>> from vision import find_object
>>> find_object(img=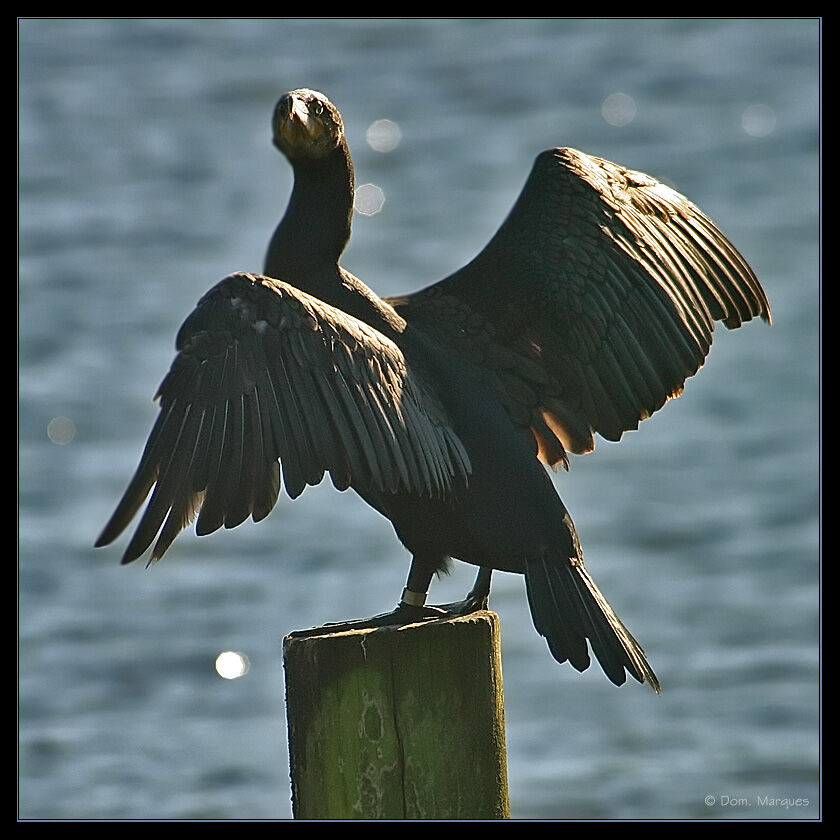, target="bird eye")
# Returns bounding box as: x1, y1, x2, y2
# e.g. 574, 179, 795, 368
312, 101, 324, 116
